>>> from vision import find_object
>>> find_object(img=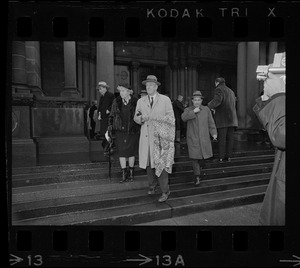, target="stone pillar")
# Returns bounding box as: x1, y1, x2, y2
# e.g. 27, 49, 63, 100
90, 56, 96, 103
96, 41, 115, 93
83, 59, 90, 99
25, 41, 43, 96
77, 56, 83, 96
237, 42, 247, 129
12, 41, 28, 92
246, 42, 260, 129
268, 42, 278, 64
12, 41, 37, 167
179, 63, 185, 97
164, 65, 171, 97
61, 41, 79, 97
169, 65, 173, 100
172, 62, 178, 100
131, 61, 140, 97
187, 65, 193, 97
192, 63, 197, 92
